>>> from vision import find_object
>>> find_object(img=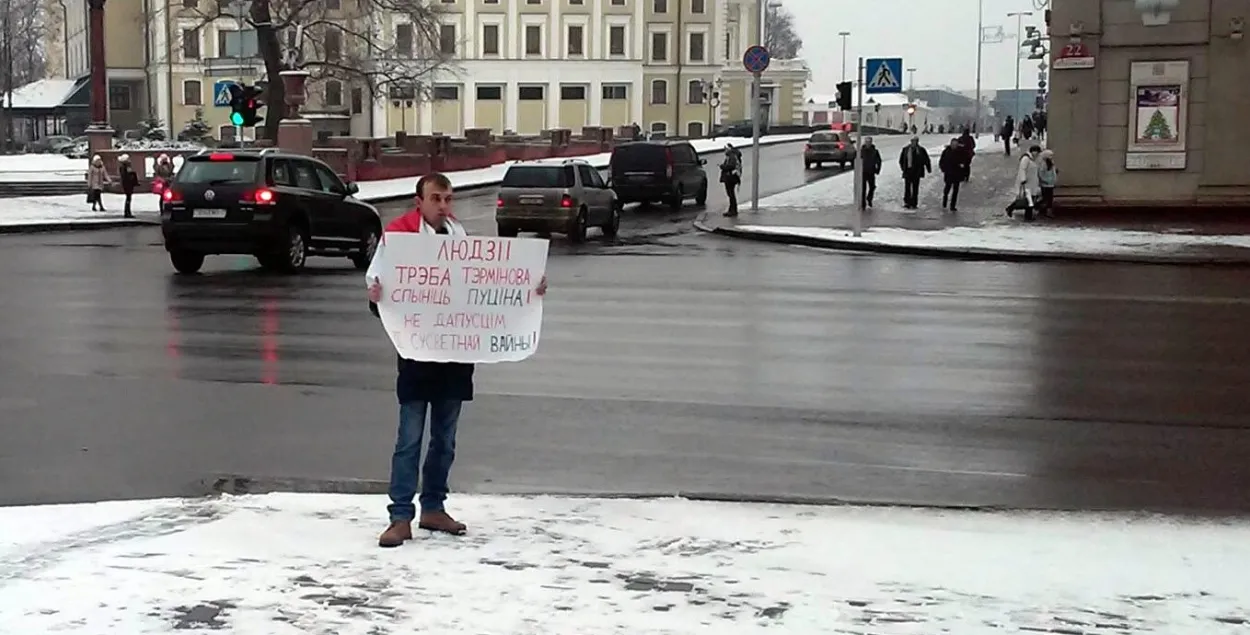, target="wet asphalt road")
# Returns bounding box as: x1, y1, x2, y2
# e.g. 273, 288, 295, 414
3, 138, 1250, 515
